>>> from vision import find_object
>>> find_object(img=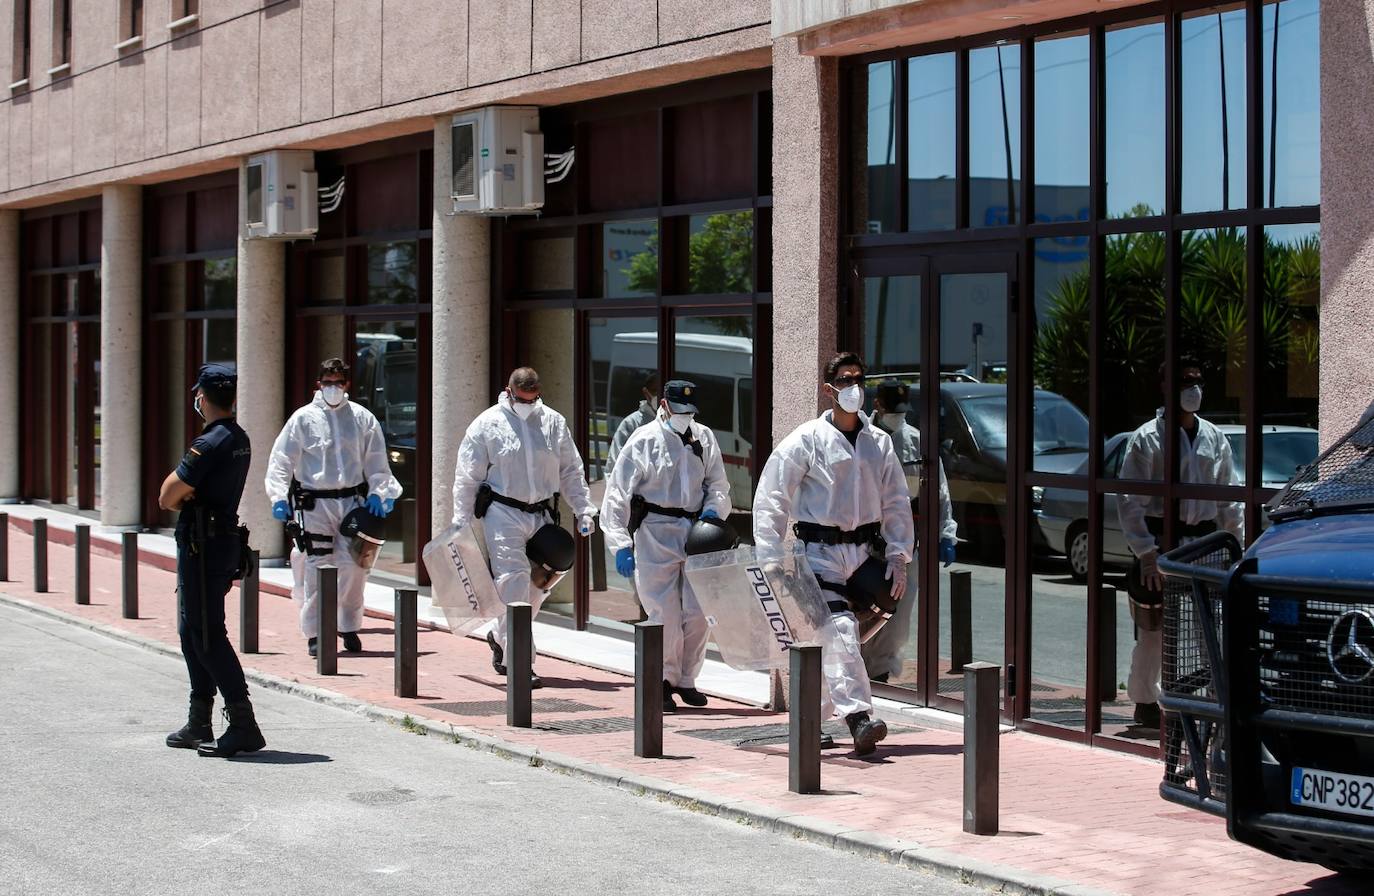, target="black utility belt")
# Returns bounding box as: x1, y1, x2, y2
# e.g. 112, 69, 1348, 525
1144, 517, 1217, 539
178, 510, 239, 539
299, 483, 367, 500
476, 484, 561, 524
792, 520, 883, 547
628, 496, 701, 535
